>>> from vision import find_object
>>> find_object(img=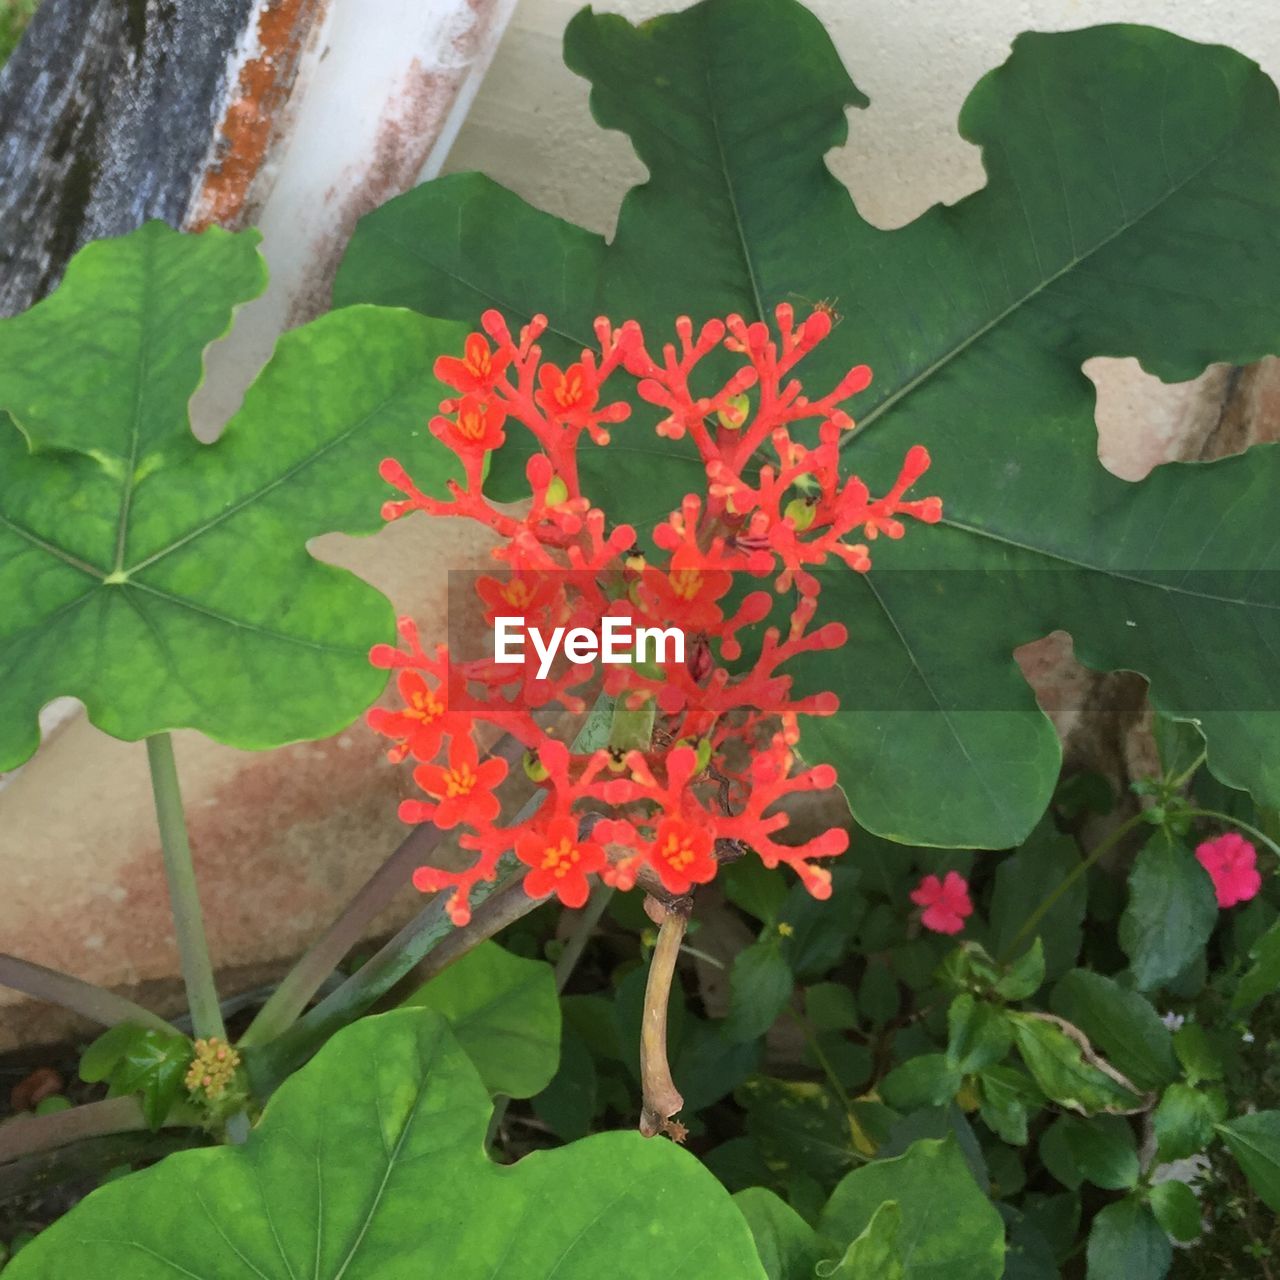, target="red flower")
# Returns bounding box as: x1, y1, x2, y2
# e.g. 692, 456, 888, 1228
1195, 832, 1261, 908
433, 395, 507, 455
516, 817, 607, 908
410, 735, 507, 829
911, 871, 972, 935
536, 361, 598, 423
647, 818, 717, 895
366, 670, 470, 762
435, 332, 510, 394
